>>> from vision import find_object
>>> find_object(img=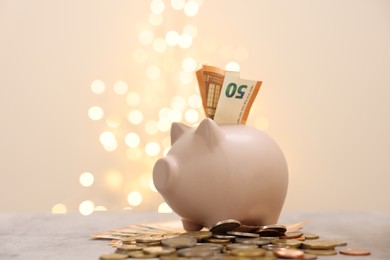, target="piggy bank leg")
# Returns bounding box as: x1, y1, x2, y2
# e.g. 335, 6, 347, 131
182, 218, 203, 231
